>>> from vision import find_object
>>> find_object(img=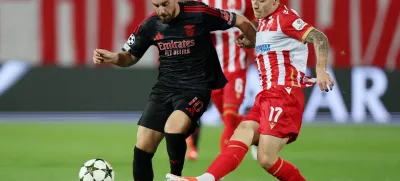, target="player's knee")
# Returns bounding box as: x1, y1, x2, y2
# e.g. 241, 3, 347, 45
136, 126, 163, 153
257, 152, 278, 169
235, 121, 258, 133
164, 110, 192, 134
235, 121, 252, 130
